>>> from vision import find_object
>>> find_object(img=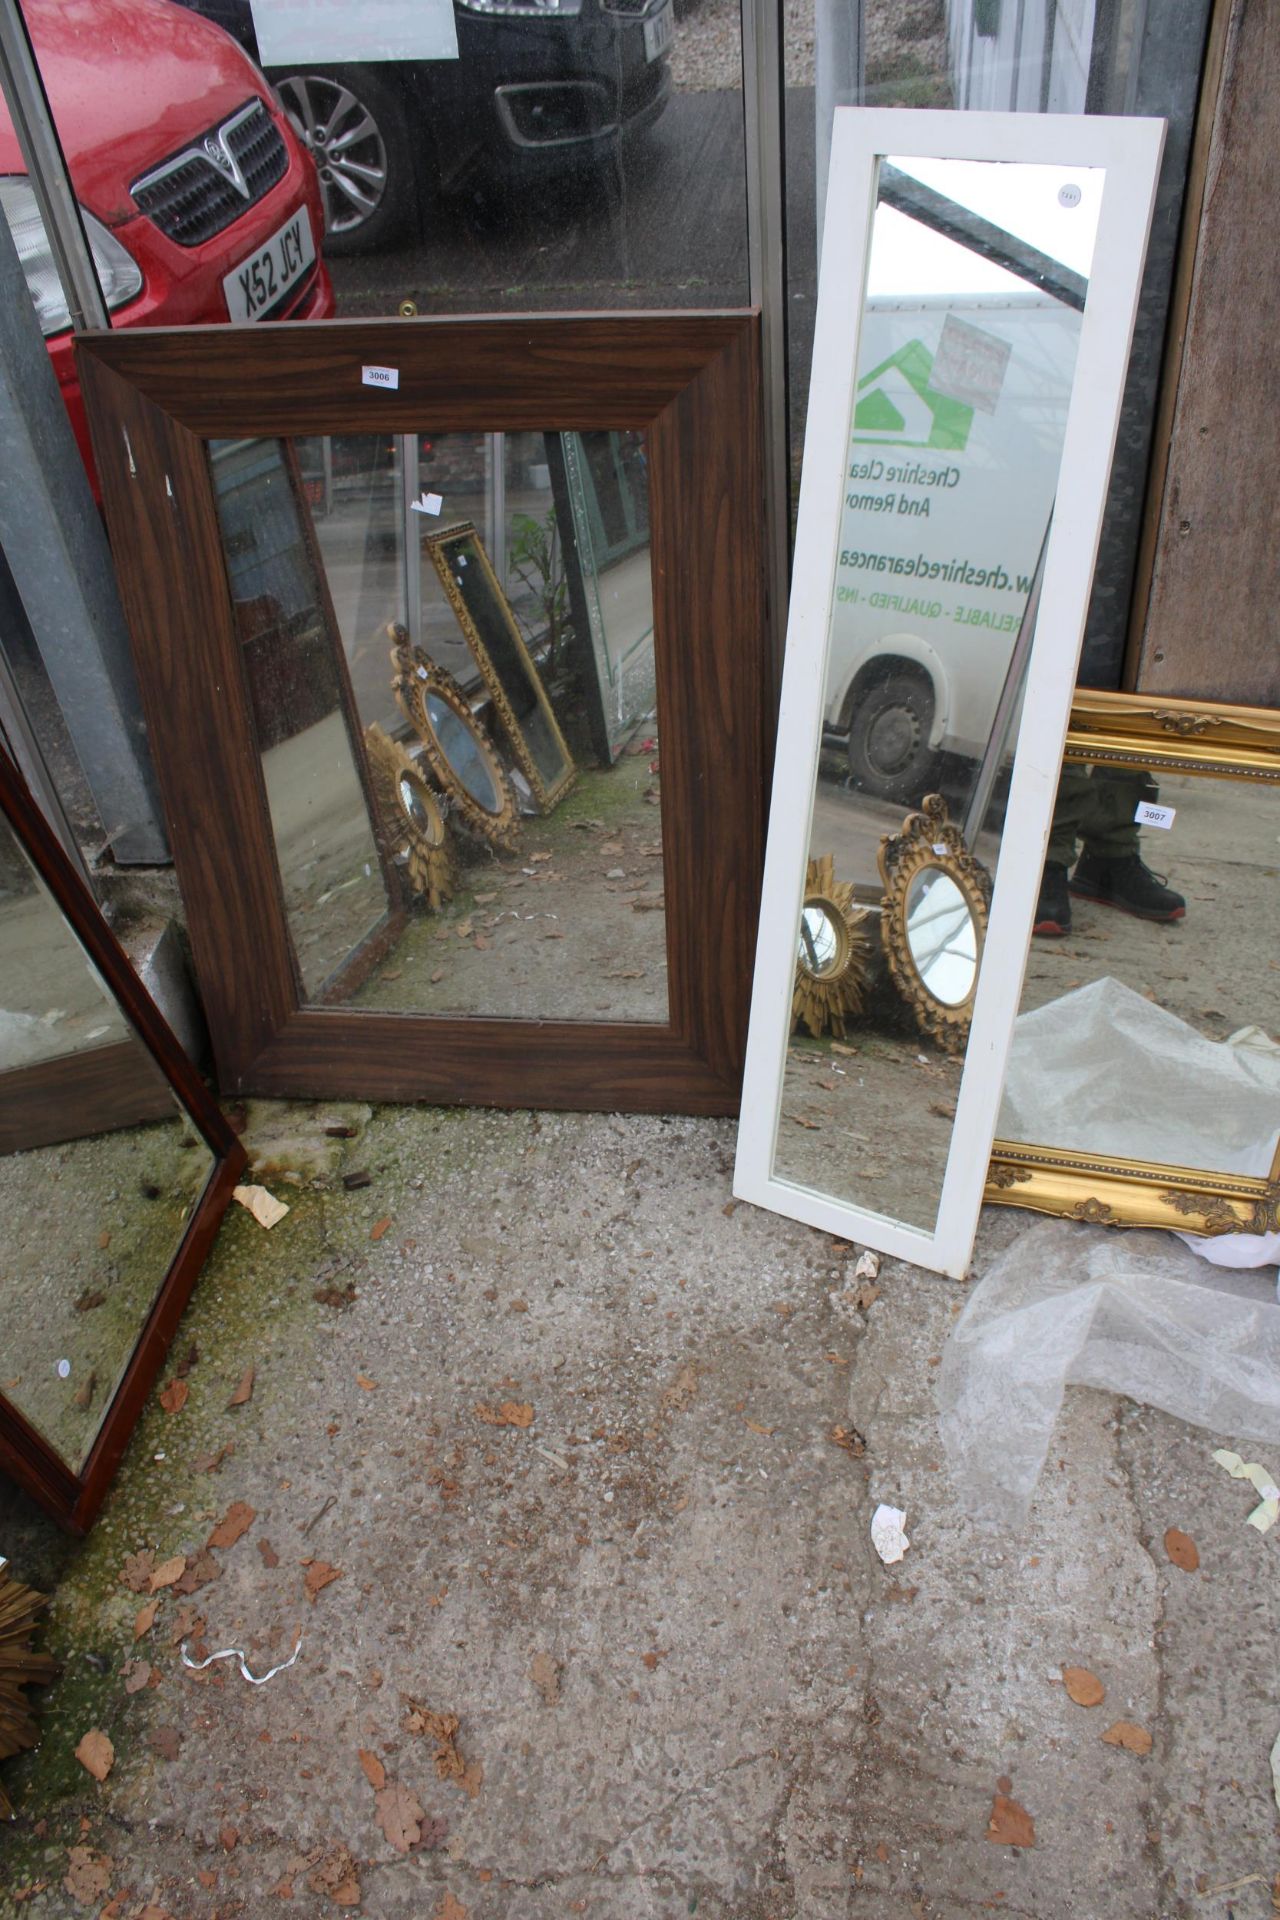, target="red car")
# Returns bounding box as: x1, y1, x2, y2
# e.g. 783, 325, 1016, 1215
0, 0, 334, 477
